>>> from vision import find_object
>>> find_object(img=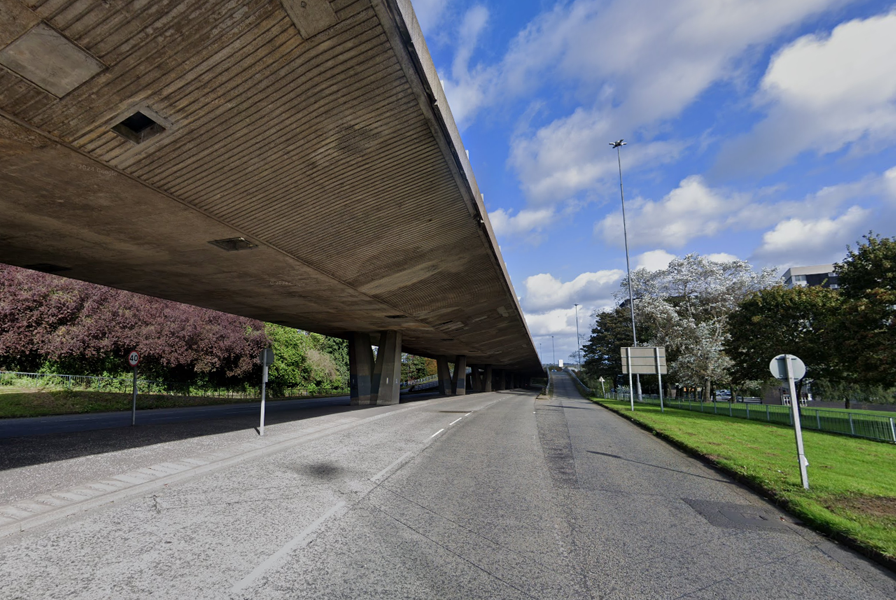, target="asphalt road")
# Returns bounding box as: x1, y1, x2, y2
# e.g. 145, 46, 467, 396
0, 374, 893, 599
